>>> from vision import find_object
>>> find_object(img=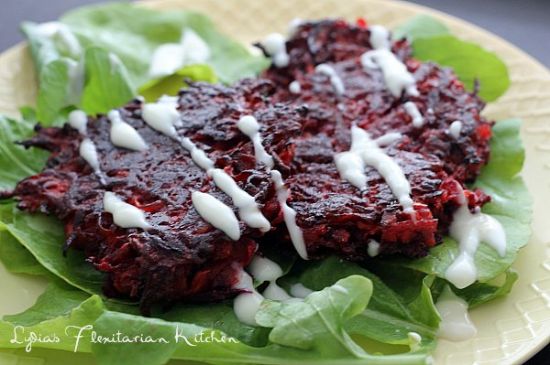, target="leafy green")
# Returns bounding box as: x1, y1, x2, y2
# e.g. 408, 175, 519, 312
0, 115, 49, 191
60, 3, 268, 86
138, 65, 217, 102
286, 257, 439, 348
80, 47, 134, 115
0, 282, 104, 353
450, 269, 518, 308
0, 277, 428, 365
393, 120, 532, 283
393, 15, 449, 41
0, 203, 105, 295
257, 276, 371, 355
412, 35, 510, 101
21, 22, 83, 124
0, 231, 48, 276
392, 15, 510, 101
